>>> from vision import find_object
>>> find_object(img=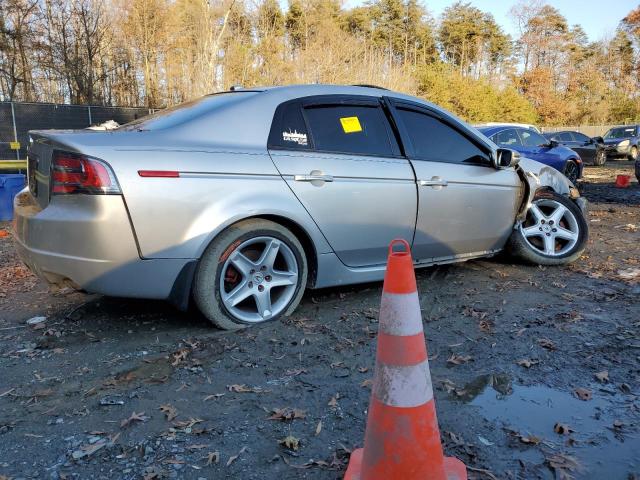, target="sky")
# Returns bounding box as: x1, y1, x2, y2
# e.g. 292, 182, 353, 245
343, 0, 639, 41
